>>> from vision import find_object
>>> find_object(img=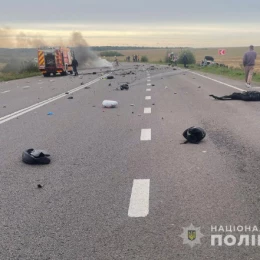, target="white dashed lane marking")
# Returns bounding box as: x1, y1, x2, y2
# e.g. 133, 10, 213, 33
1, 90, 10, 94
147, 83, 151, 86
144, 107, 151, 114
145, 96, 151, 100
146, 89, 151, 91
140, 129, 151, 141
128, 179, 150, 217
